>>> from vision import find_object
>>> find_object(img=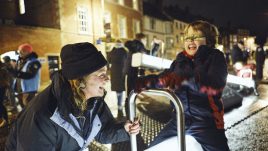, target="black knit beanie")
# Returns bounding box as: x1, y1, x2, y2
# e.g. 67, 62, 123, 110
61, 42, 107, 80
